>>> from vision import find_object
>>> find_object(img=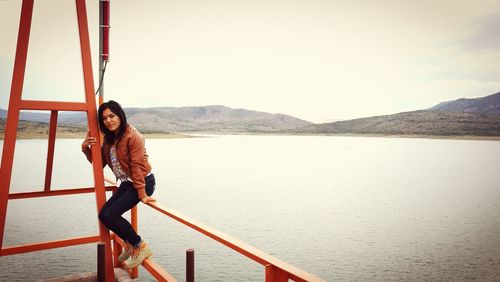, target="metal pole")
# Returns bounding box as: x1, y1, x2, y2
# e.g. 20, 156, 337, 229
186, 248, 195, 282
99, 0, 105, 105
99, 0, 110, 106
